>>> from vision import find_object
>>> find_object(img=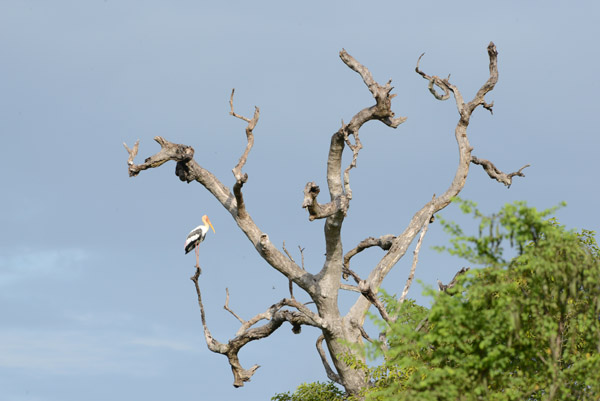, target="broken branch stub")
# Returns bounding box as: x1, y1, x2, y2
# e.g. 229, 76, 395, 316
301, 182, 343, 221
